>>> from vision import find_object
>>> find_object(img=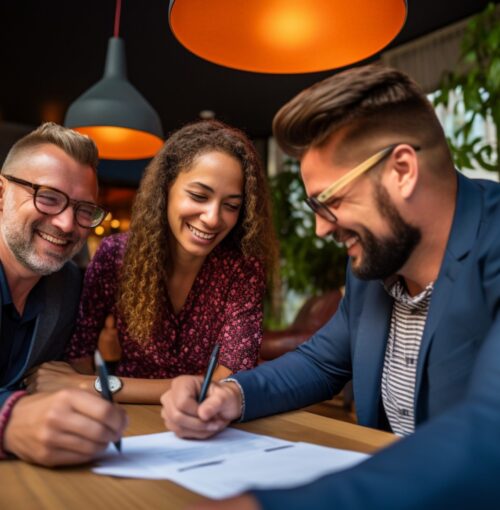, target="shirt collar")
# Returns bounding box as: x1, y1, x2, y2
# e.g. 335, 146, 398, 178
383, 276, 434, 307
